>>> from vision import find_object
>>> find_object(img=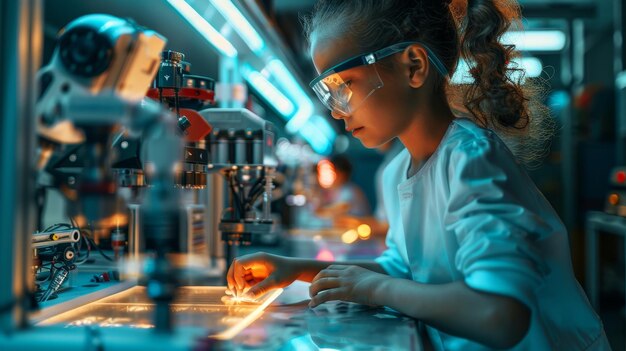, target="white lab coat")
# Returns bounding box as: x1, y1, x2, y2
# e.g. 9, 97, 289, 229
375, 118, 611, 350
